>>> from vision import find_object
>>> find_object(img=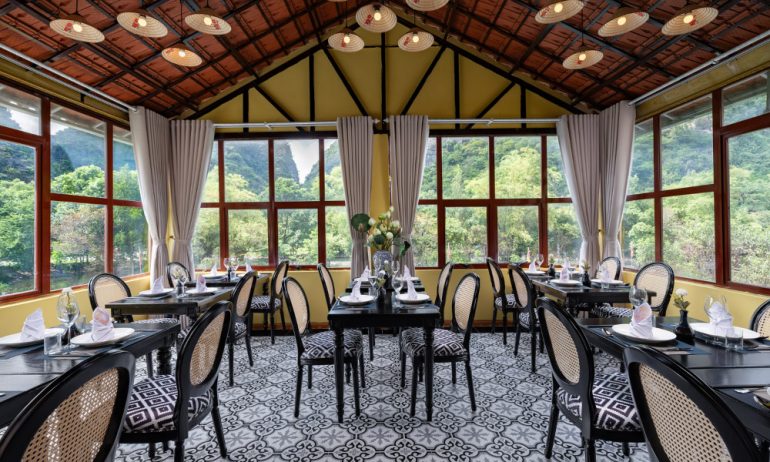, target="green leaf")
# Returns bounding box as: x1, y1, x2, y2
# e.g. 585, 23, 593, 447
350, 213, 371, 233
400, 240, 411, 256
373, 234, 386, 246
